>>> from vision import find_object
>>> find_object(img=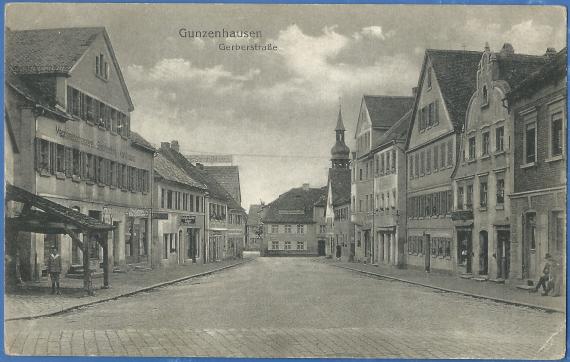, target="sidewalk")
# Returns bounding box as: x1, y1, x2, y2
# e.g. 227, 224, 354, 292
318, 258, 565, 313
5, 258, 251, 321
